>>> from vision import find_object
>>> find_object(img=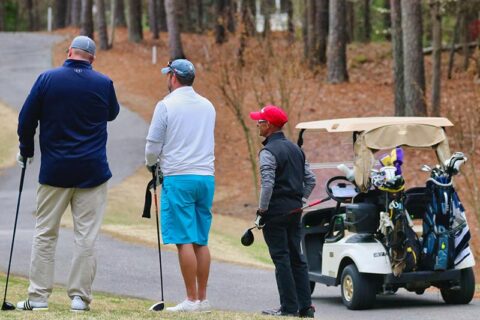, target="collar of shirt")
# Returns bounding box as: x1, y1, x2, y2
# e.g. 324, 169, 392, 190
63, 59, 93, 69
262, 131, 285, 146
168, 86, 195, 98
